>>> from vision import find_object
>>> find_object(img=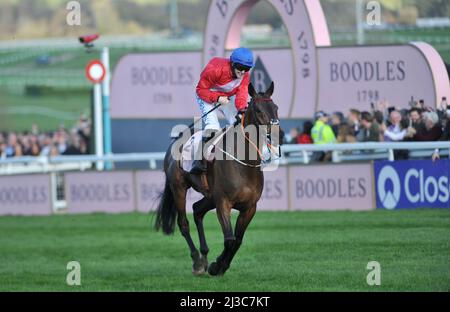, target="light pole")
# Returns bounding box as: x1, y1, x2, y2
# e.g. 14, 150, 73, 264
170, 0, 179, 36
85, 60, 106, 171
356, 0, 365, 45
102, 47, 112, 170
